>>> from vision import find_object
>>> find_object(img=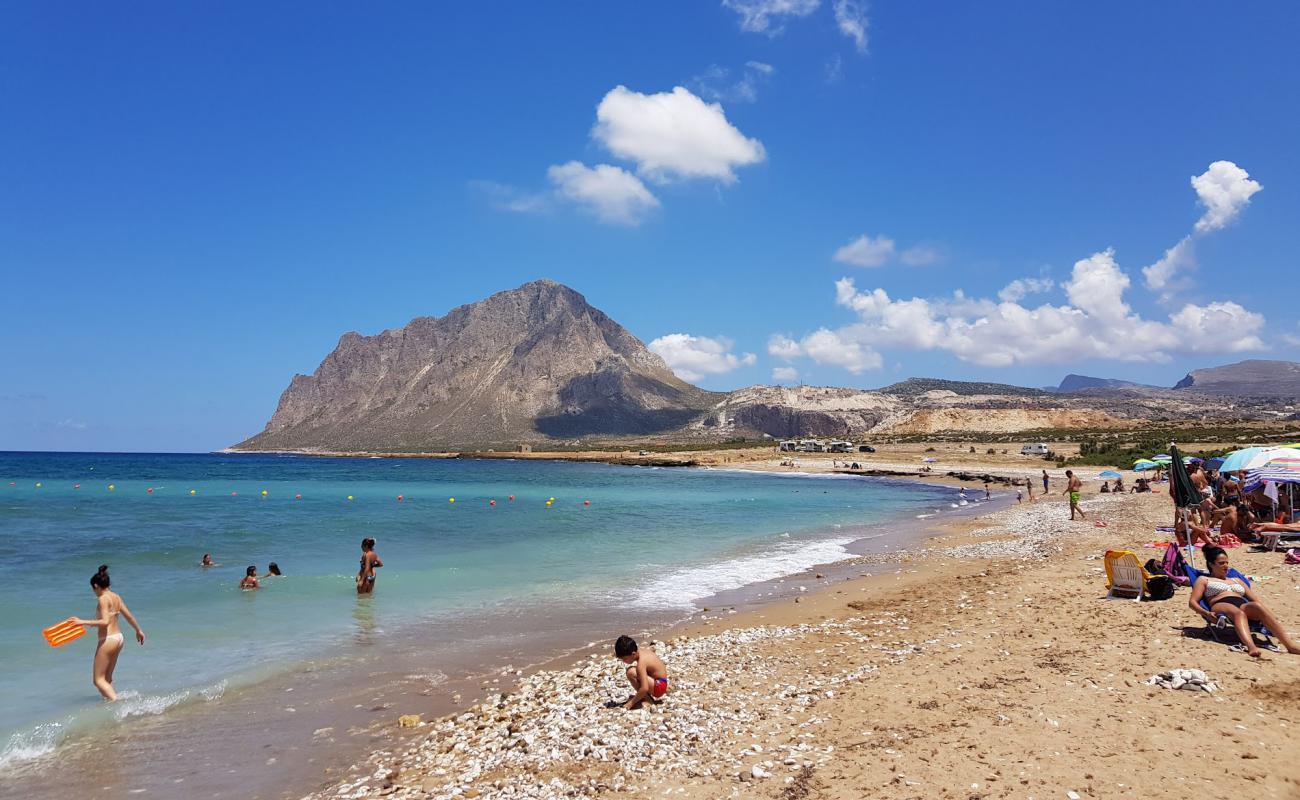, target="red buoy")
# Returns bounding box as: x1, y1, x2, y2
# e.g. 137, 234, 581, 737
295, 493, 302, 500
397, 495, 404, 502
